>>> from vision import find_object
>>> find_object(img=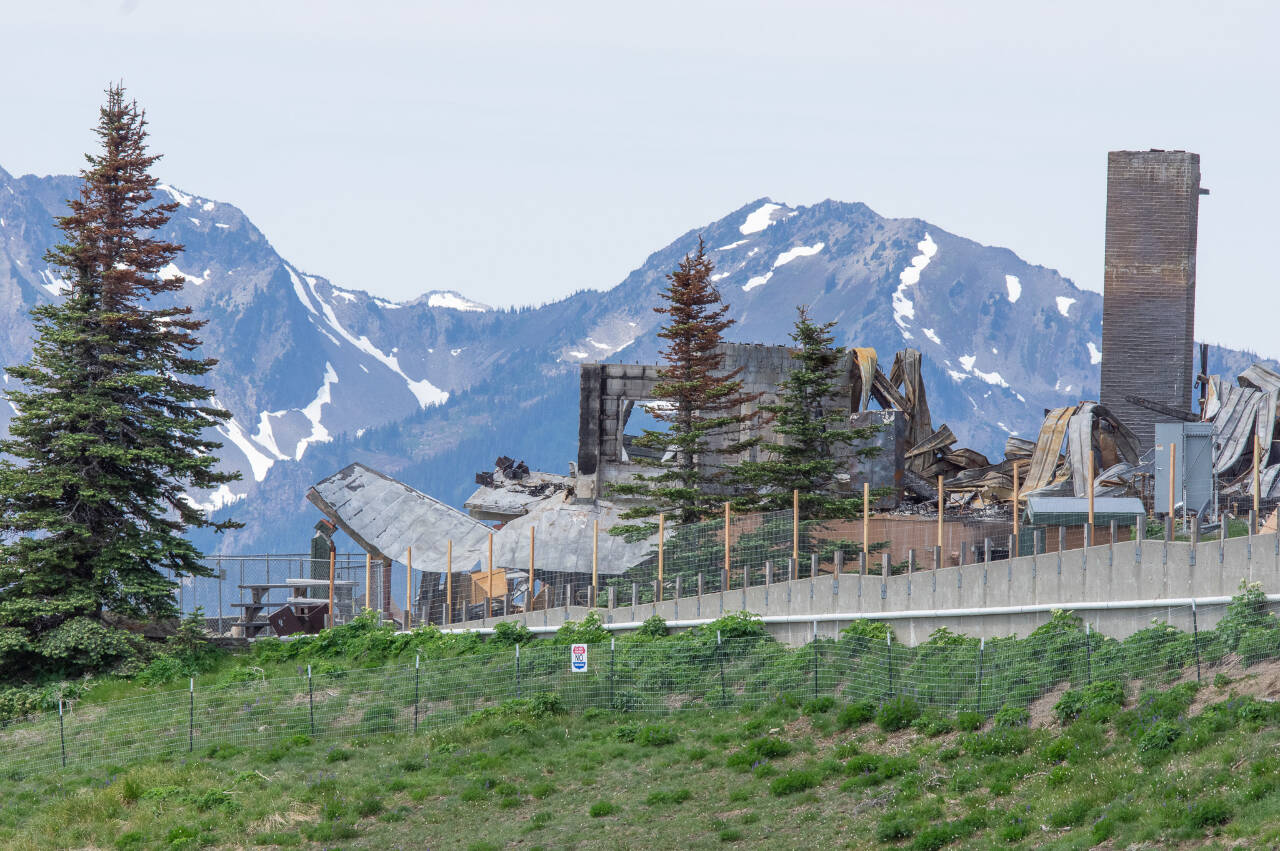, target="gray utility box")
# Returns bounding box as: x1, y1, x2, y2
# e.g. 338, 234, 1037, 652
1154, 422, 1214, 516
